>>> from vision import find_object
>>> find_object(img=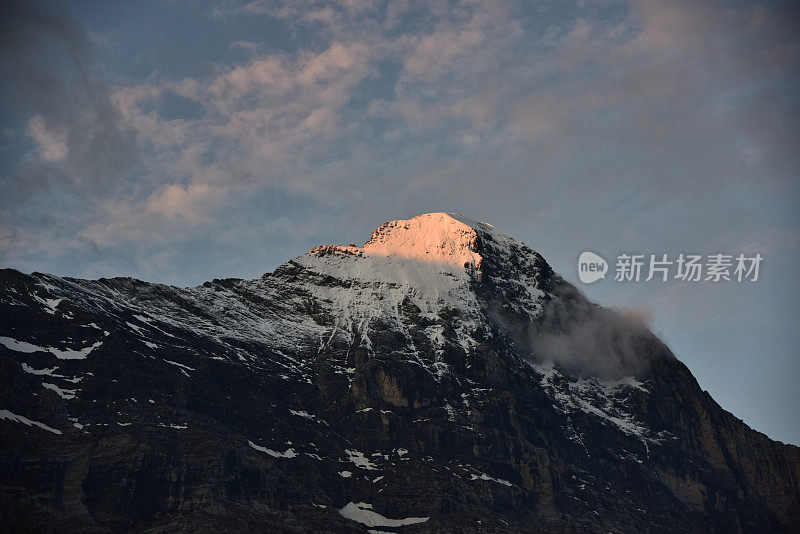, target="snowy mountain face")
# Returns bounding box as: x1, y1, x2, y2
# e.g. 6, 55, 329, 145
1, 212, 798, 533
